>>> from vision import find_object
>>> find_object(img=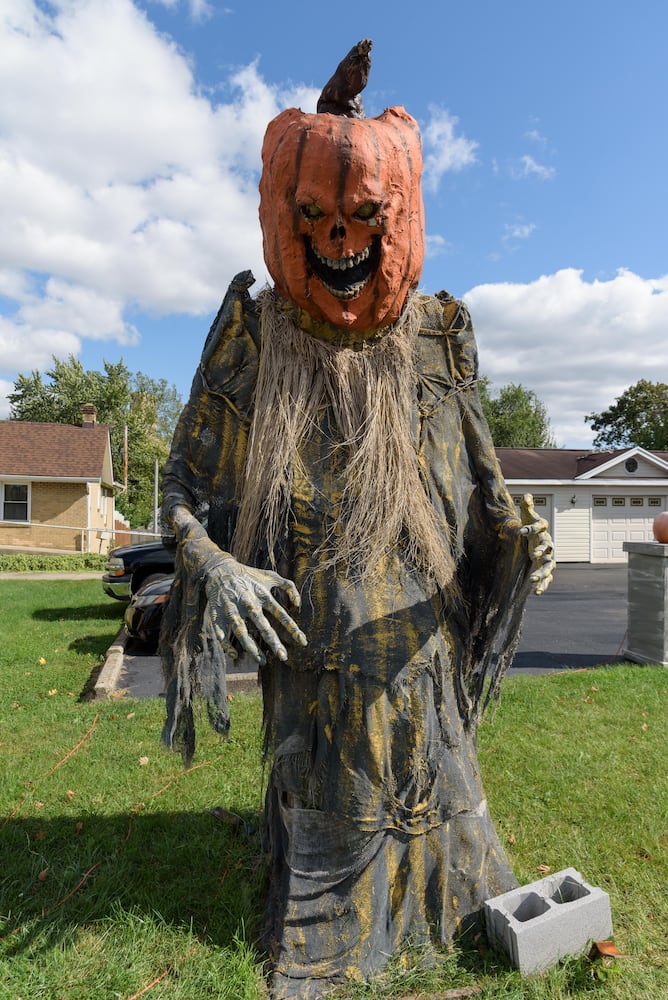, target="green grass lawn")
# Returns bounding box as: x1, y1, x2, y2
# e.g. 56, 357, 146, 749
1, 579, 666, 999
